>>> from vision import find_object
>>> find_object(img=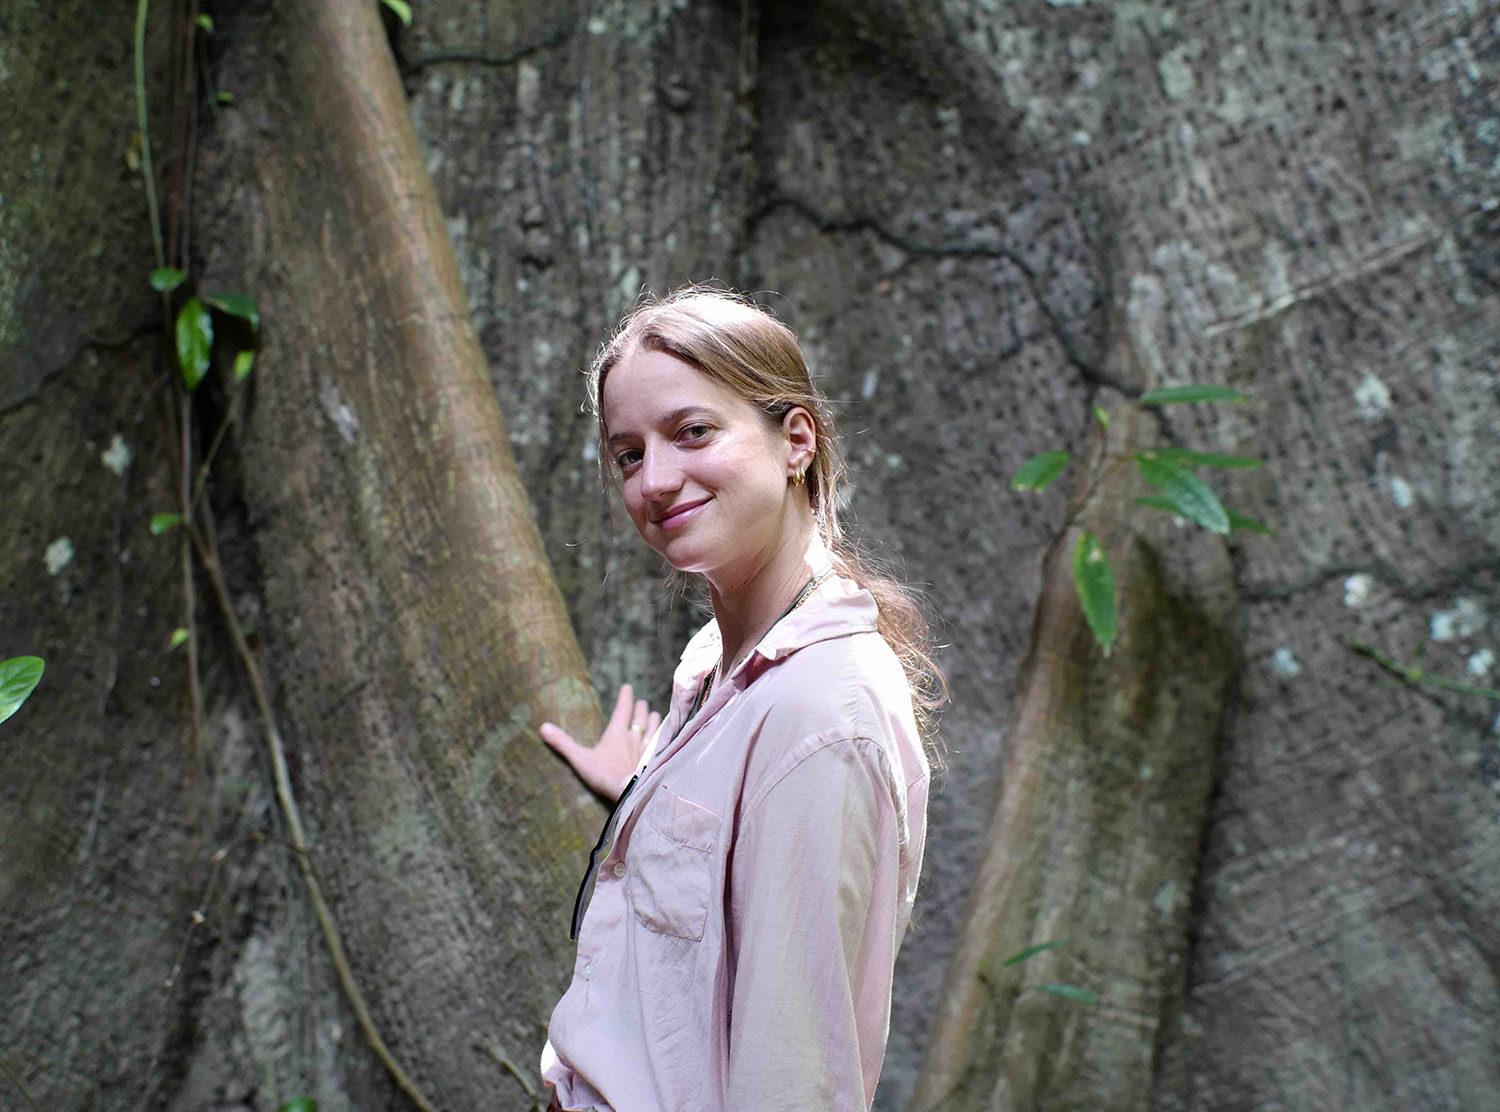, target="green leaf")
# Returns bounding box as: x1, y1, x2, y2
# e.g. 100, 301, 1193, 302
233, 349, 255, 381
1073, 532, 1117, 653
169, 628, 190, 650
175, 298, 213, 392
150, 512, 183, 535
1138, 384, 1249, 405
1141, 447, 1262, 470
0, 656, 45, 725
278, 1099, 317, 1112
1034, 982, 1098, 1006
204, 291, 260, 332
196, 13, 213, 32
1093, 405, 1110, 430
380, 0, 413, 25
1136, 456, 1230, 535
1004, 939, 1069, 967
1135, 495, 1180, 517
1227, 508, 1275, 535
1011, 450, 1071, 493
150, 267, 186, 292
217, 90, 235, 105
